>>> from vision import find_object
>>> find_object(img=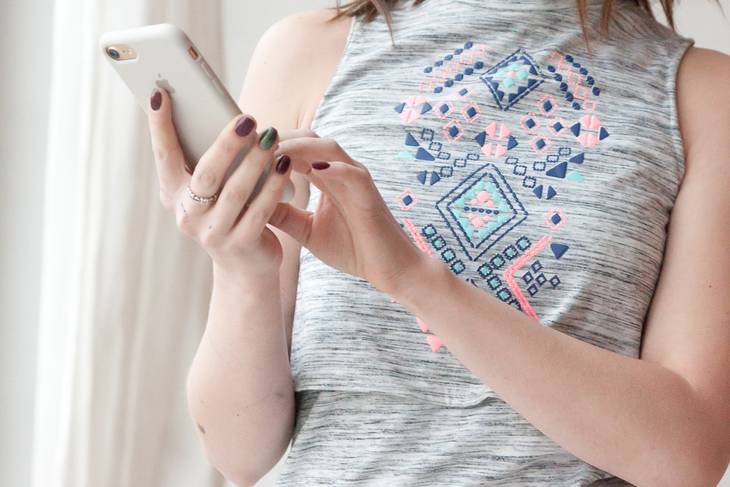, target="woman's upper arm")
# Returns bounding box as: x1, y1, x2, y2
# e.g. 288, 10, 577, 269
235, 8, 352, 358
639, 46, 730, 459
